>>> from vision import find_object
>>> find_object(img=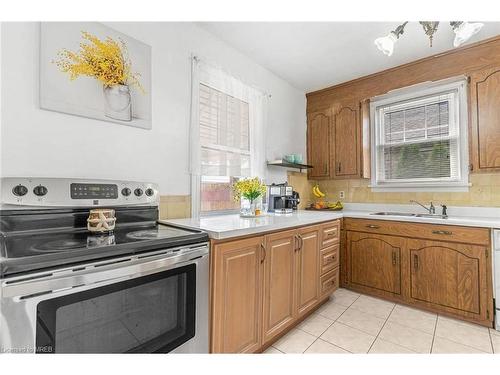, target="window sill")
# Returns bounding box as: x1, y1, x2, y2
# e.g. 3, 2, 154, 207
369, 183, 471, 193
